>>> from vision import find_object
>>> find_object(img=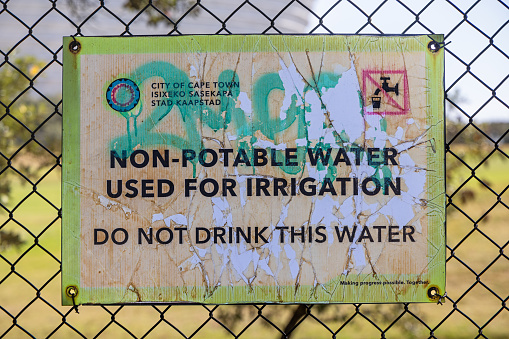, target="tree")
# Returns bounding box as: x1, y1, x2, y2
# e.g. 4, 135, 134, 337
66, 0, 199, 27
0, 55, 58, 250
123, 0, 199, 25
